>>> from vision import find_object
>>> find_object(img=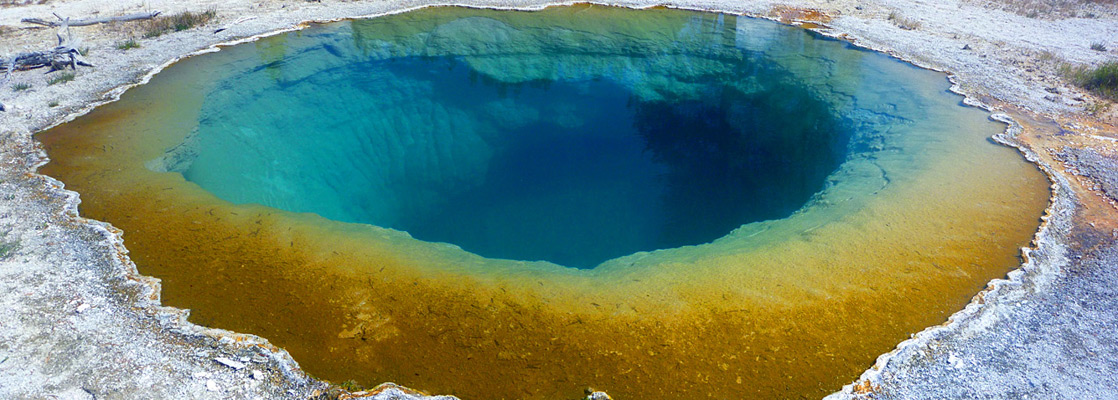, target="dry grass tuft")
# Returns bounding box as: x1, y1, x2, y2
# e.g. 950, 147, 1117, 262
1062, 61, 1118, 101
116, 38, 140, 50
142, 10, 217, 38
888, 11, 923, 30
47, 72, 75, 86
